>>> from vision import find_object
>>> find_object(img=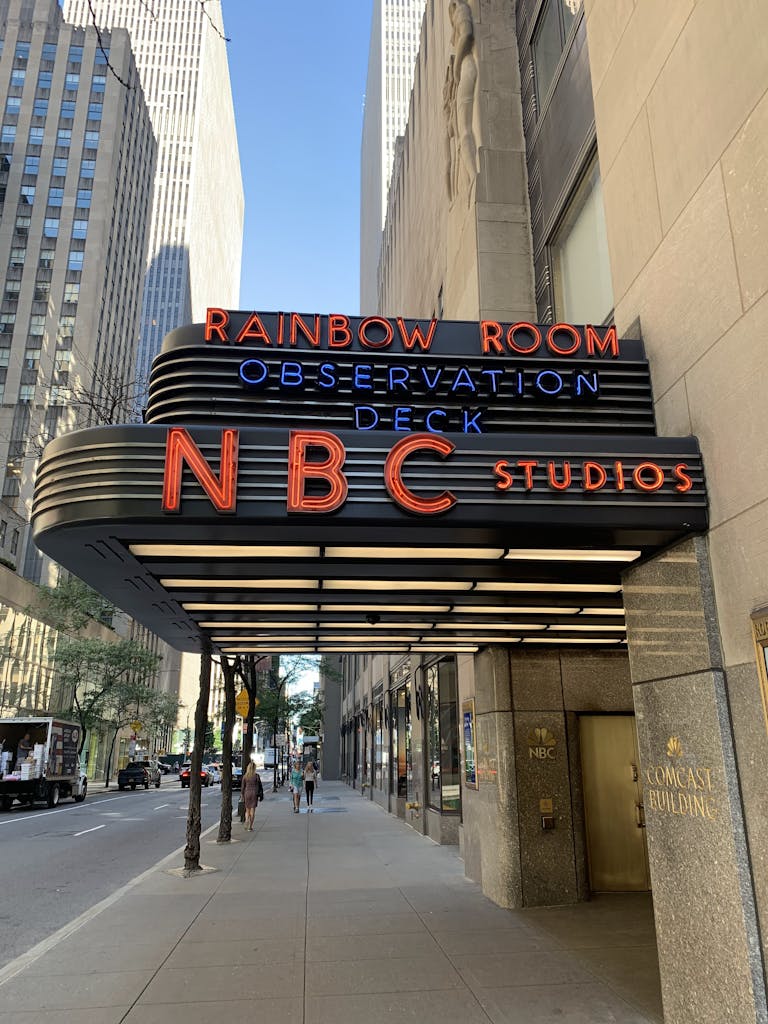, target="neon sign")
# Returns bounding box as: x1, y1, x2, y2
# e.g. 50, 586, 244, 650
160, 428, 696, 518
